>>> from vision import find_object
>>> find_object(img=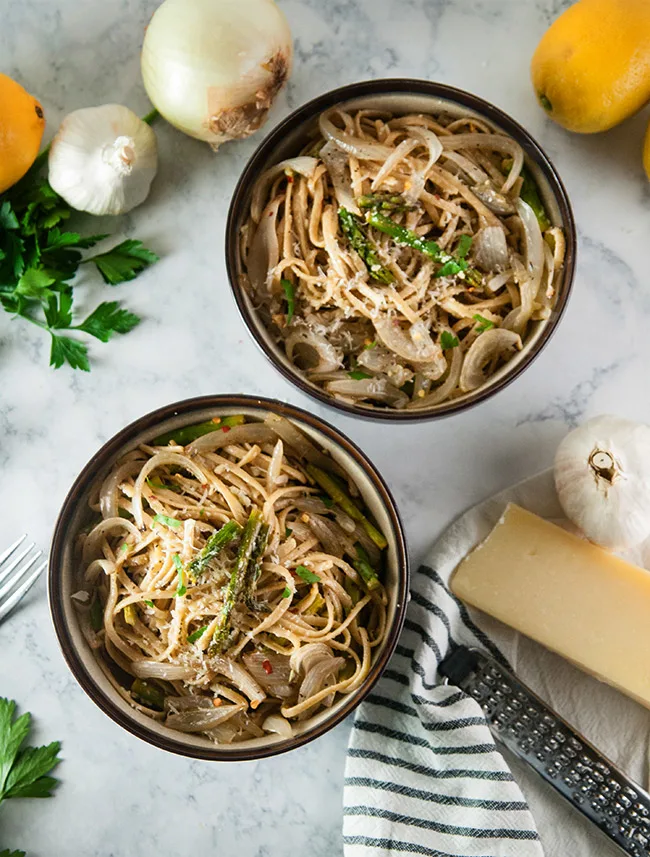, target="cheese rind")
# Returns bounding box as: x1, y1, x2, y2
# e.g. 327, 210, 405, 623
451, 503, 650, 709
